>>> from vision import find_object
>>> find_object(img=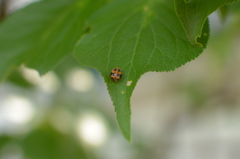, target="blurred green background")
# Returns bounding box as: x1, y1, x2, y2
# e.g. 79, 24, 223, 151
1, 0, 240, 159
